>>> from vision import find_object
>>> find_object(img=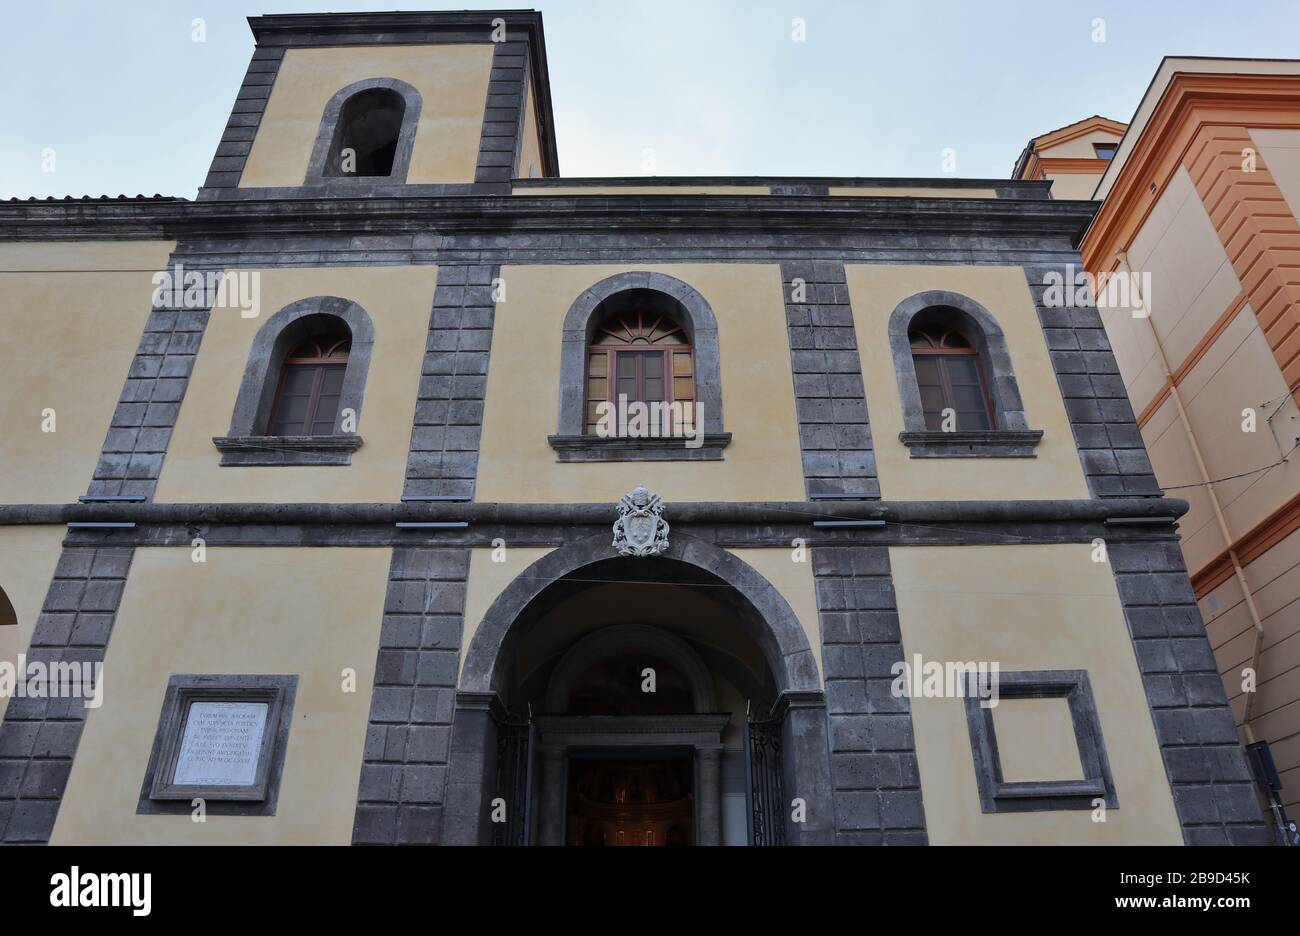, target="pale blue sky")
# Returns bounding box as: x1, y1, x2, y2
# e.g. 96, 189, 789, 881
2, 0, 1297, 198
